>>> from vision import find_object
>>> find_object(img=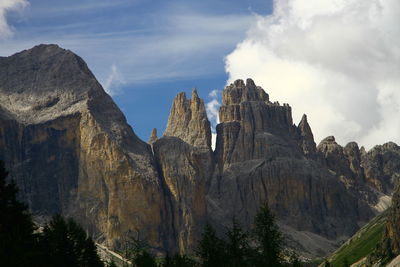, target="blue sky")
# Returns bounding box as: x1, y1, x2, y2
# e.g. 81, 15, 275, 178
4, 0, 398, 148
1, 0, 273, 141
